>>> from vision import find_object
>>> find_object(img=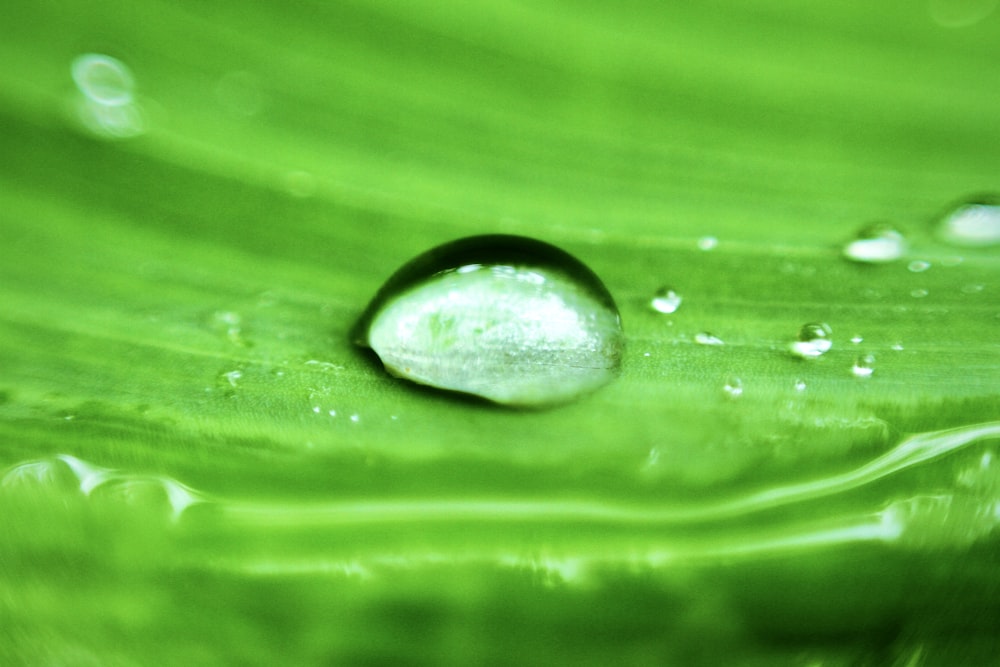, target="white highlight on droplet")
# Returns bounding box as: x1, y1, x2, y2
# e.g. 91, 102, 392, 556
694, 332, 724, 346
842, 225, 907, 263
650, 287, 682, 314
938, 201, 1000, 247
